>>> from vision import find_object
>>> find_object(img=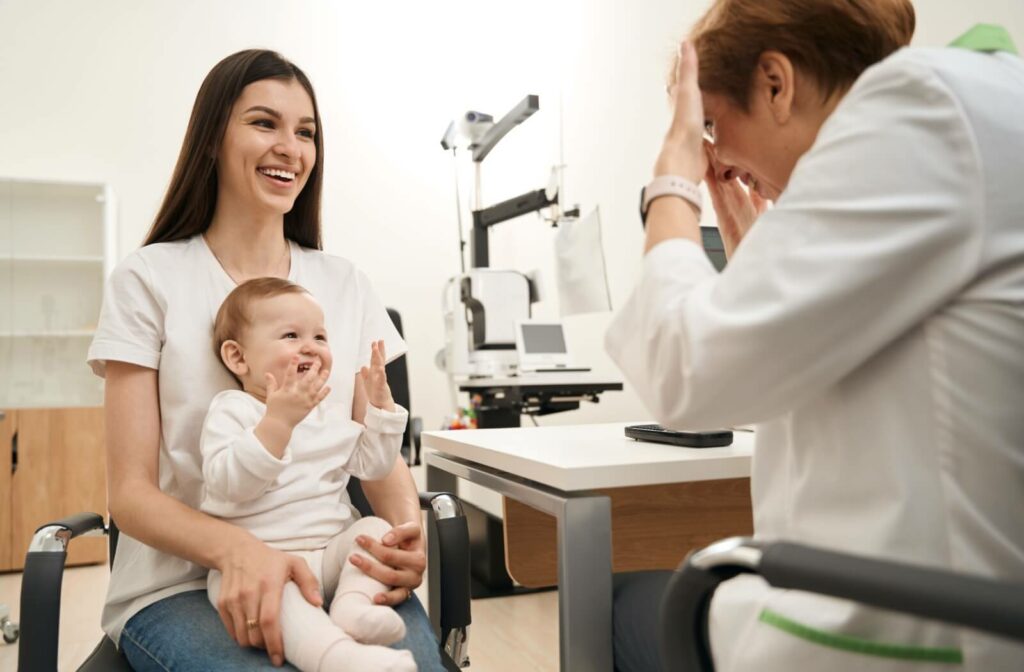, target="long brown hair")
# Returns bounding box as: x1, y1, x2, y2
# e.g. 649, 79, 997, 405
144, 50, 323, 249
